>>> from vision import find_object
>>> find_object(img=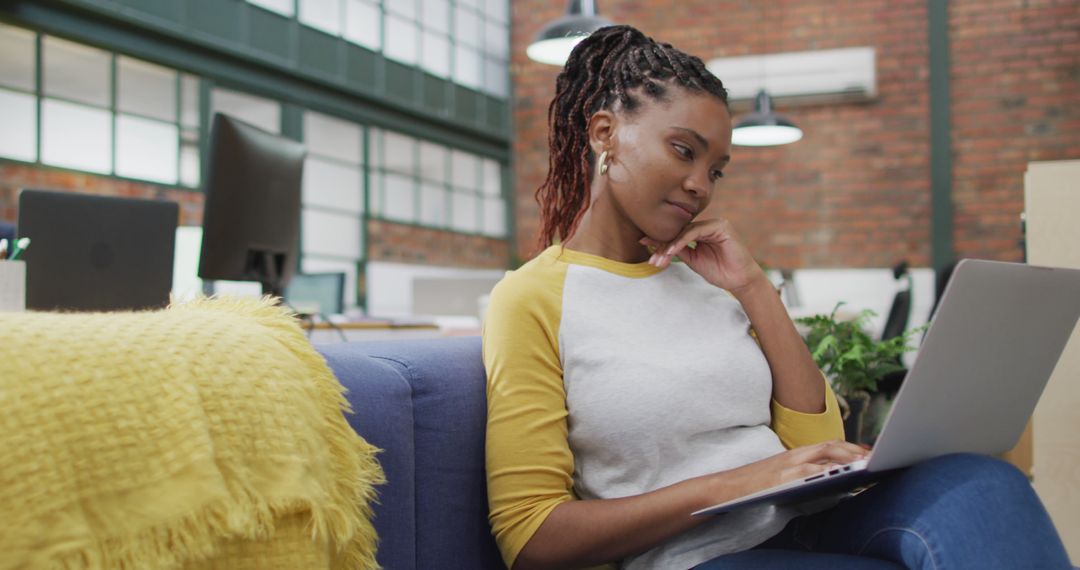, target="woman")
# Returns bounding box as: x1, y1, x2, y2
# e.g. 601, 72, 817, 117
483, 25, 1069, 570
